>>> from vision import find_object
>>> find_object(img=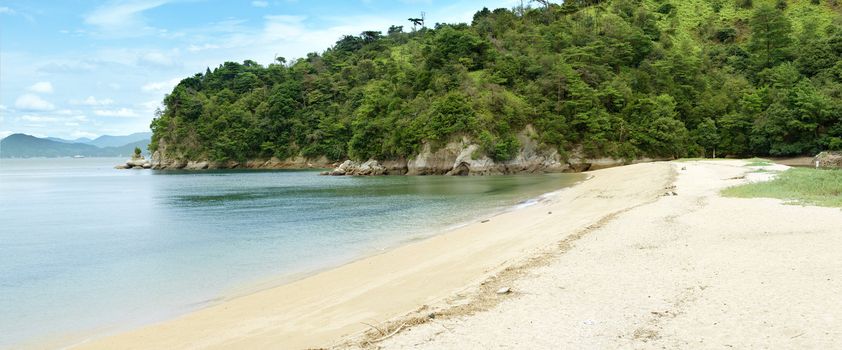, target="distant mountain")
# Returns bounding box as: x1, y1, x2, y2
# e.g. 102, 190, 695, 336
87, 132, 152, 148
0, 133, 150, 158
105, 139, 151, 157
40, 133, 151, 148
46, 137, 93, 144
